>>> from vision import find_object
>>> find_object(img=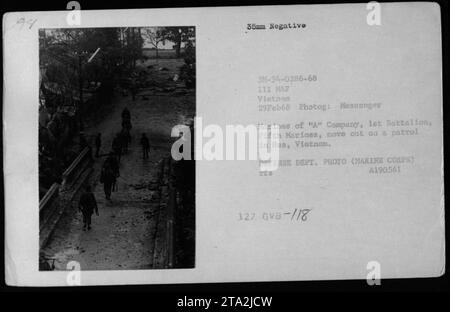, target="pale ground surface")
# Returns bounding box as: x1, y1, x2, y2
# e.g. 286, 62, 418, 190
42, 59, 194, 270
